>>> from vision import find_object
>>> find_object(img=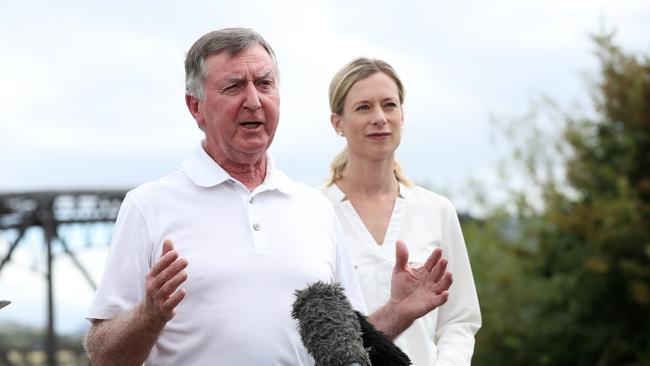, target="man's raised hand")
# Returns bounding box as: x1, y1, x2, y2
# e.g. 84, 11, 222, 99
389, 240, 453, 321
142, 239, 188, 324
